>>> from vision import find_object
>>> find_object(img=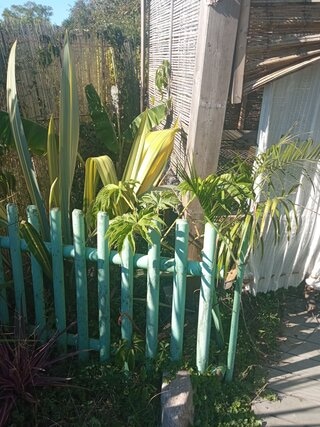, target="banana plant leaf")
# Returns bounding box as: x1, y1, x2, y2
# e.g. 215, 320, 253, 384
0, 110, 48, 155
125, 103, 168, 140
85, 83, 119, 158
